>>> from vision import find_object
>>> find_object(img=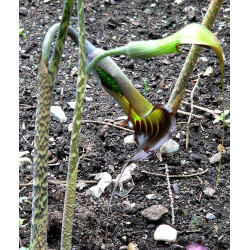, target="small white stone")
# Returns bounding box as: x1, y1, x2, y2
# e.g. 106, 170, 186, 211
203, 187, 215, 196
67, 101, 76, 110
154, 224, 177, 242
146, 194, 157, 200
175, 0, 184, 5
50, 106, 67, 122
206, 213, 216, 220
124, 134, 135, 144
160, 139, 179, 156
85, 97, 93, 102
